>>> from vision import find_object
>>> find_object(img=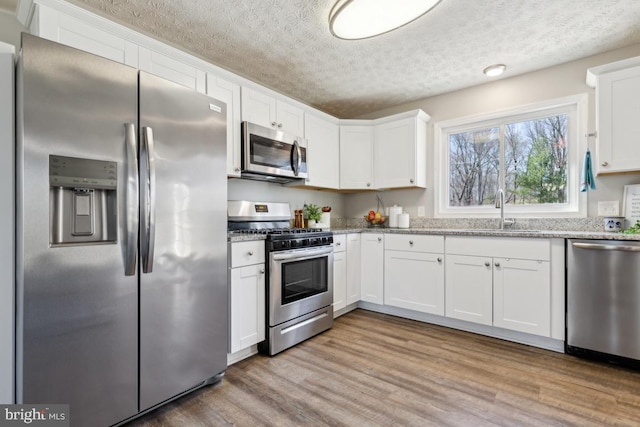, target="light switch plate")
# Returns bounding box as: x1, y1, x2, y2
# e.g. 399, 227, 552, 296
598, 201, 619, 216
